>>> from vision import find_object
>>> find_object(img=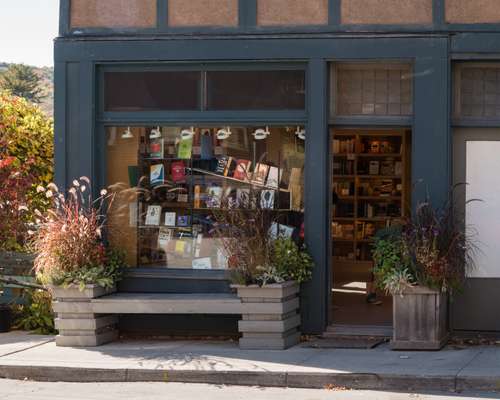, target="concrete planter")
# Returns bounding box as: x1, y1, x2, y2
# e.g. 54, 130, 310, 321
232, 281, 301, 350
51, 284, 118, 347
392, 285, 448, 350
